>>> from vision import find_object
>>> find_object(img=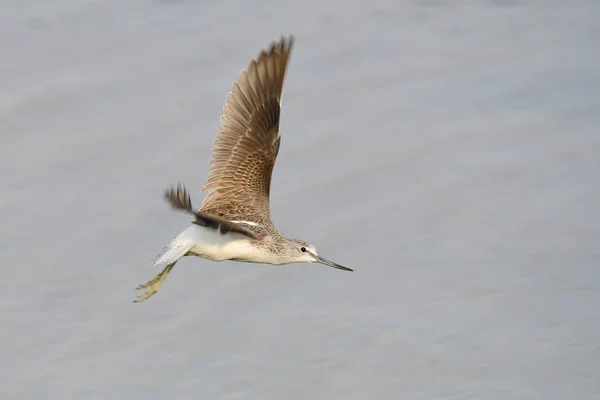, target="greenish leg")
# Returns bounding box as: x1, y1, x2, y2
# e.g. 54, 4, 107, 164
134, 262, 176, 303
